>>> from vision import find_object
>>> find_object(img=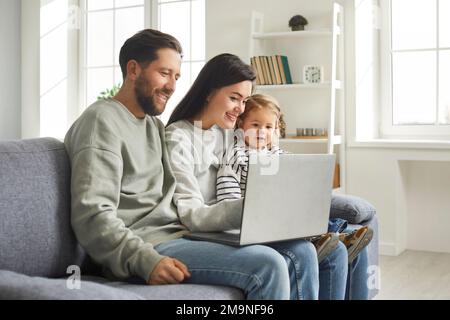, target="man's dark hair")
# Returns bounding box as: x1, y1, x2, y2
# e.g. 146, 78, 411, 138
167, 53, 256, 126
119, 29, 183, 80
